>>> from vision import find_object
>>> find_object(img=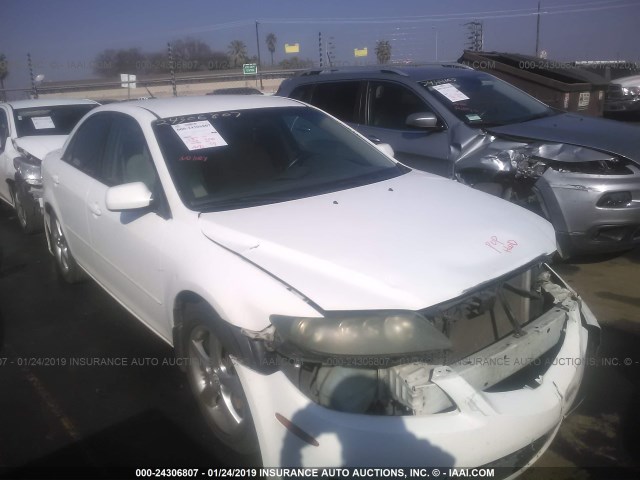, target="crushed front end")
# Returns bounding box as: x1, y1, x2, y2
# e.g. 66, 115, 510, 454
232, 263, 600, 470
456, 140, 640, 256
